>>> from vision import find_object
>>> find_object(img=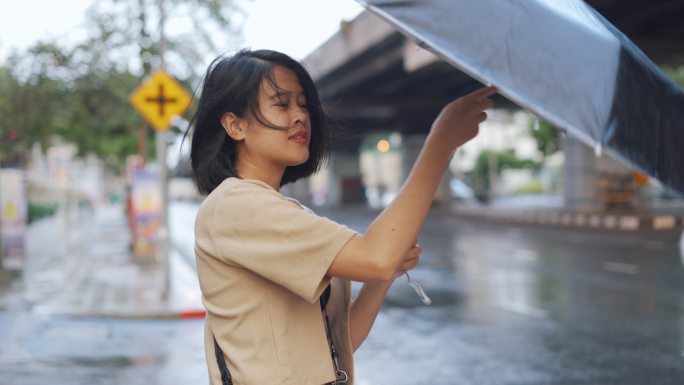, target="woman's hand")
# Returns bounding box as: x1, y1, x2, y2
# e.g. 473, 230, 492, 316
393, 243, 422, 279
428, 86, 497, 153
